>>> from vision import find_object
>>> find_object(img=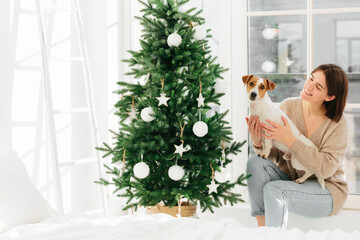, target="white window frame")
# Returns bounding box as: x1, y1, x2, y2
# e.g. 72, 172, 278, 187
246, 0, 360, 209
